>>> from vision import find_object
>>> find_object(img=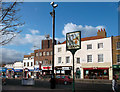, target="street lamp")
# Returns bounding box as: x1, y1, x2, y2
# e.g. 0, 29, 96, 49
50, 2, 58, 89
